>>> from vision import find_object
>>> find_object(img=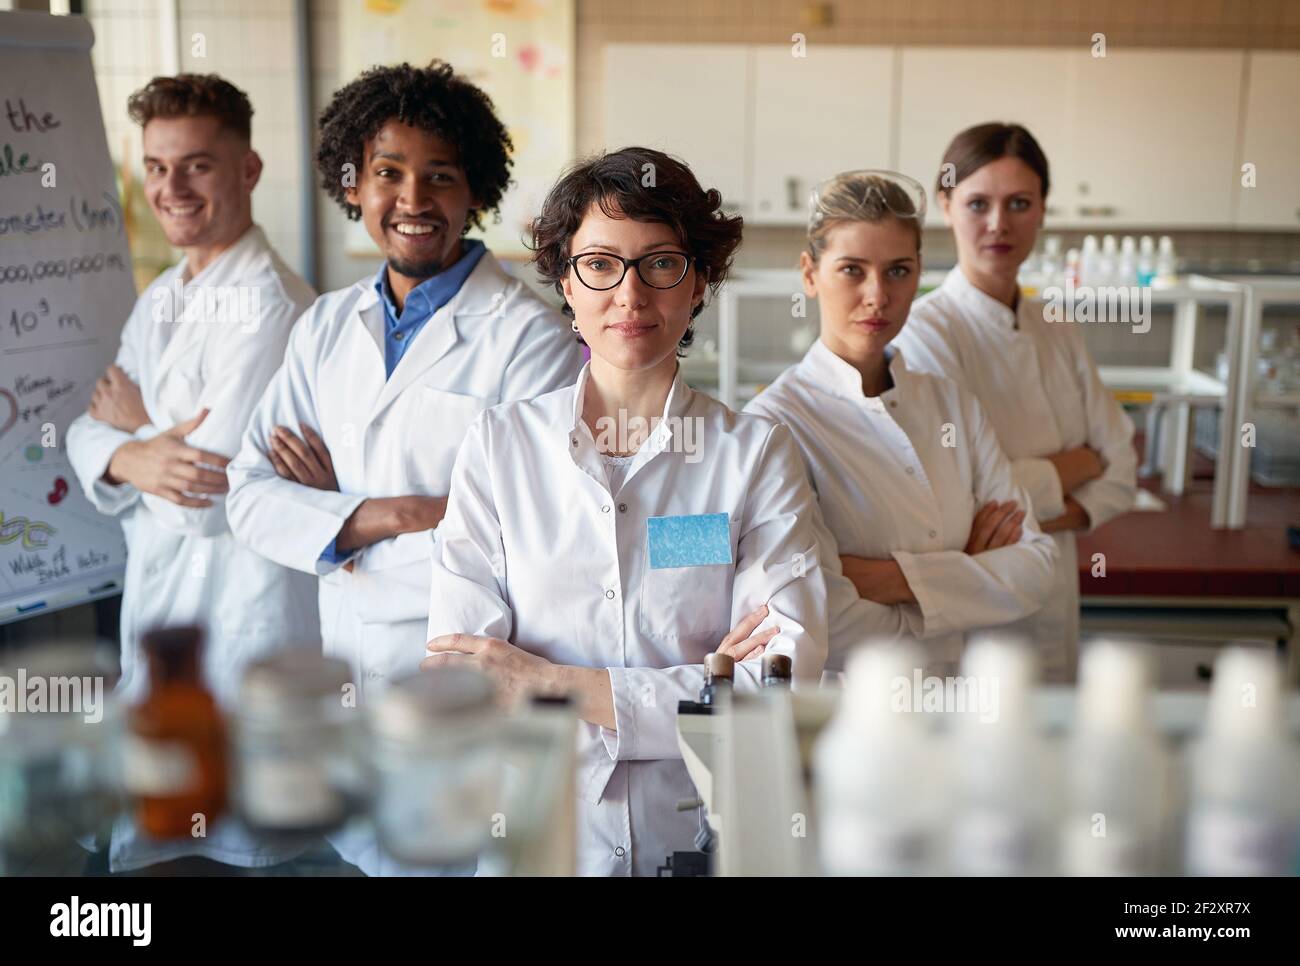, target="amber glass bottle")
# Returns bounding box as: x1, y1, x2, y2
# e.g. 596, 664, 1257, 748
124, 626, 227, 838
